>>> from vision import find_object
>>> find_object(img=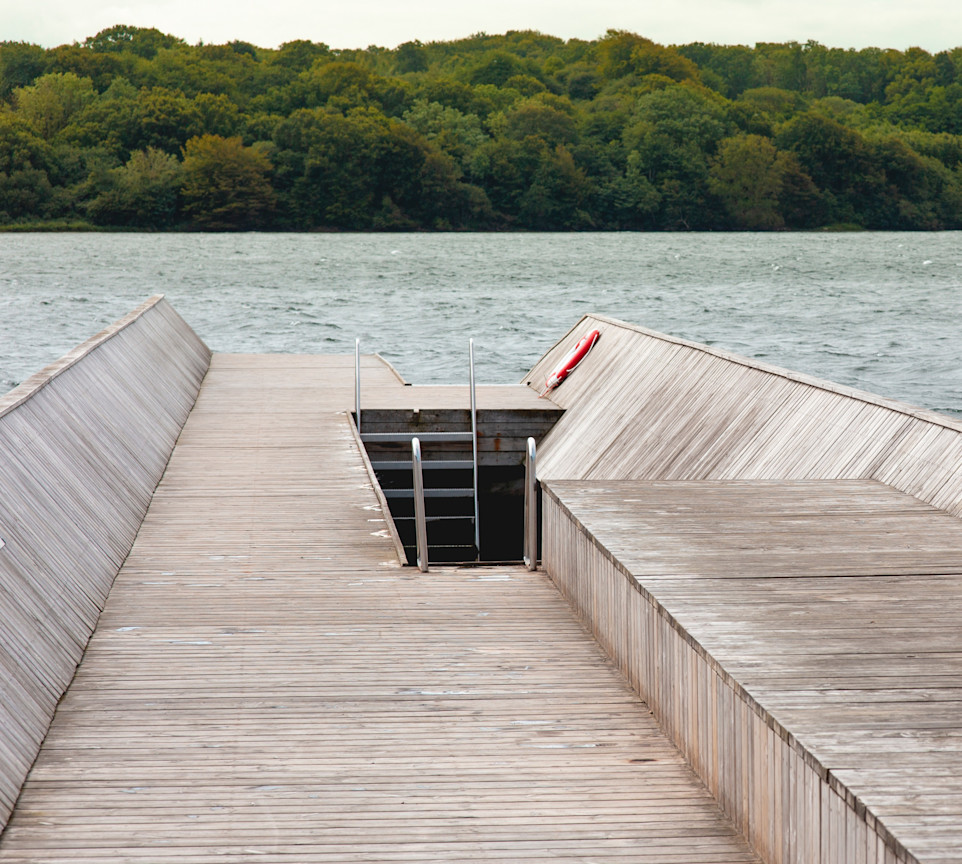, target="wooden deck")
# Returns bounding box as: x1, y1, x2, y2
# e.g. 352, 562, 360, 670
543, 479, 962, 864
0, 355, 758, 863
